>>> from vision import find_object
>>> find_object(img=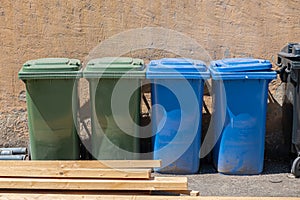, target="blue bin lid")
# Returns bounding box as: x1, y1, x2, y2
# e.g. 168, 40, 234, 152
146, 58, 210, 79
211, 58, 272, 72
210, 58, 277, 80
